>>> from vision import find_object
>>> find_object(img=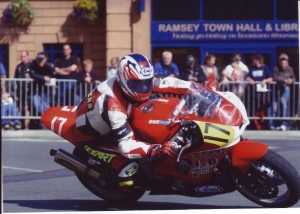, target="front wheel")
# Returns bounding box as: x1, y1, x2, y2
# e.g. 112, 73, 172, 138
231, 149, 300, 207
73, 148, 145, 203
